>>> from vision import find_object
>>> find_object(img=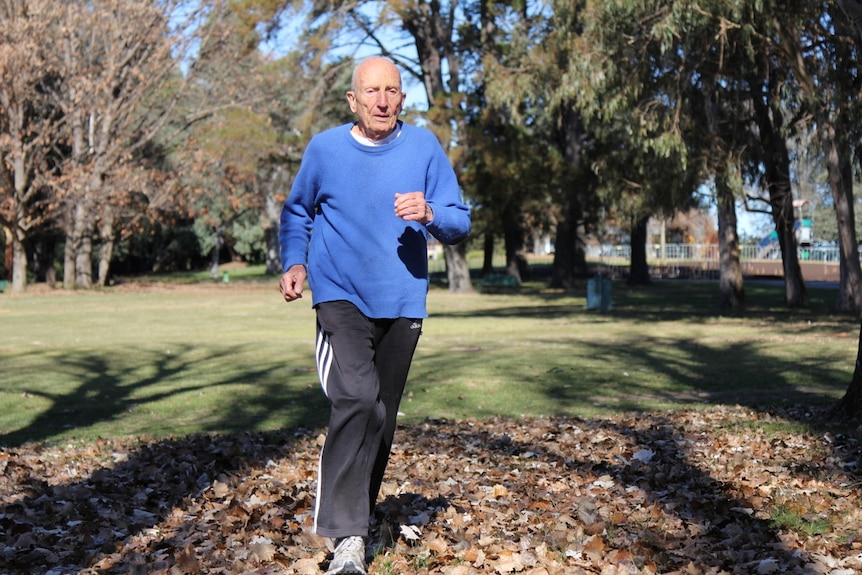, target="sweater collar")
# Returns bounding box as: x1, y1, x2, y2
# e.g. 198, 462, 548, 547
350, 121, 403, 146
